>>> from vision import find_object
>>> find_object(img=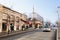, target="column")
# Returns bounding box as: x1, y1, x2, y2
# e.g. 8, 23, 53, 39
14, 16, 16, 31
19, 20, 22, 30
0, 12, 2, 32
